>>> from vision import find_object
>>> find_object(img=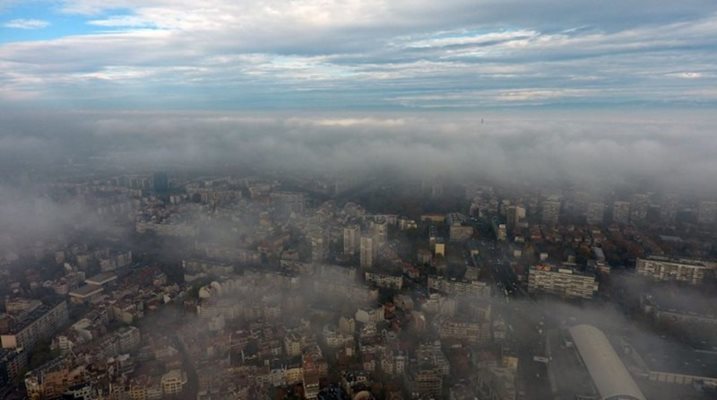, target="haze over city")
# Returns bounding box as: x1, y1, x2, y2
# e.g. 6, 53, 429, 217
0, 1, 715, 400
